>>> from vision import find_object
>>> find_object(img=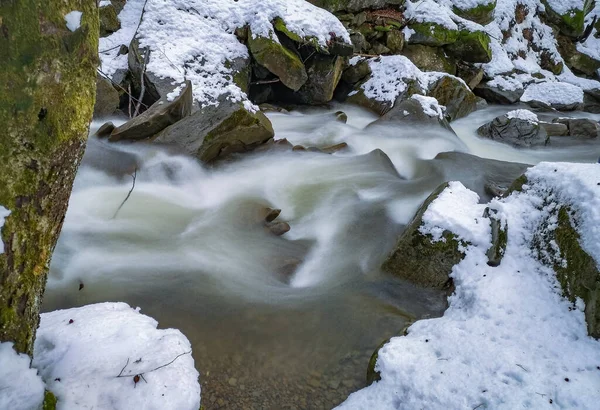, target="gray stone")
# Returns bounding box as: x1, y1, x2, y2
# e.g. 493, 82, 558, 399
94, 74, 120, 118
477, 114, 549, 147
368, 97, 454, 133
153, 99, 275, 162
306, 0, 405, 13
554, 118, 600, 138
401, 44, 456, 74
109, 80, 193, 141
474, 82, 524, 104
427, 75, 478, 121
539, 121, 569, 136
